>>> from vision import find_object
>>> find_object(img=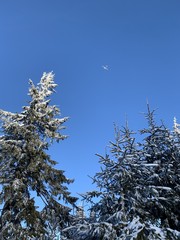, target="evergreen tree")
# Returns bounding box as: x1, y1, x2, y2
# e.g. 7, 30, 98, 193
63, 124, 145, 240
136, 106, 180, 232
0, 72, 77, 239
63, 107, 180, 240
